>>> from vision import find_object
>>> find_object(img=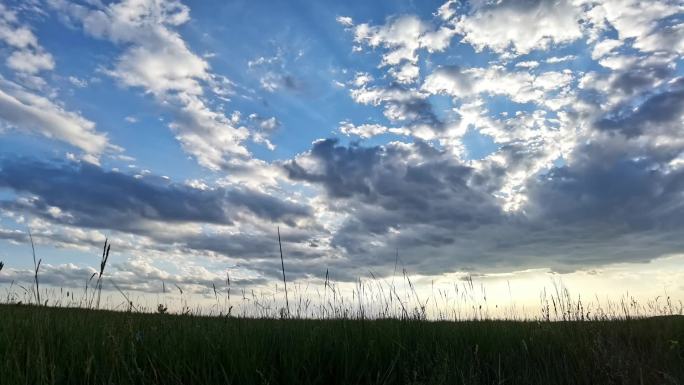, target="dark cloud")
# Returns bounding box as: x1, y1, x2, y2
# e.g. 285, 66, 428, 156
596, 82, 684, 138
385, 91, 445, 129
608, 62, 673, 96
285, 139, 509, 265
284, 133, 684, 276
0, 157, 311, 233
285, 139, 502, 225
285, 139, 382, 198
0, 228, 27, 243
352, 82, 450, 138
183, 230, 320, 263
526, 142, 684, 232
